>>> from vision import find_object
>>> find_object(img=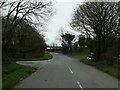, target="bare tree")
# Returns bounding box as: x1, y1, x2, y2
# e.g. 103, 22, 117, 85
70, 1, 119, 62
1, 0, 54, 27
1, 0, 54, 63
